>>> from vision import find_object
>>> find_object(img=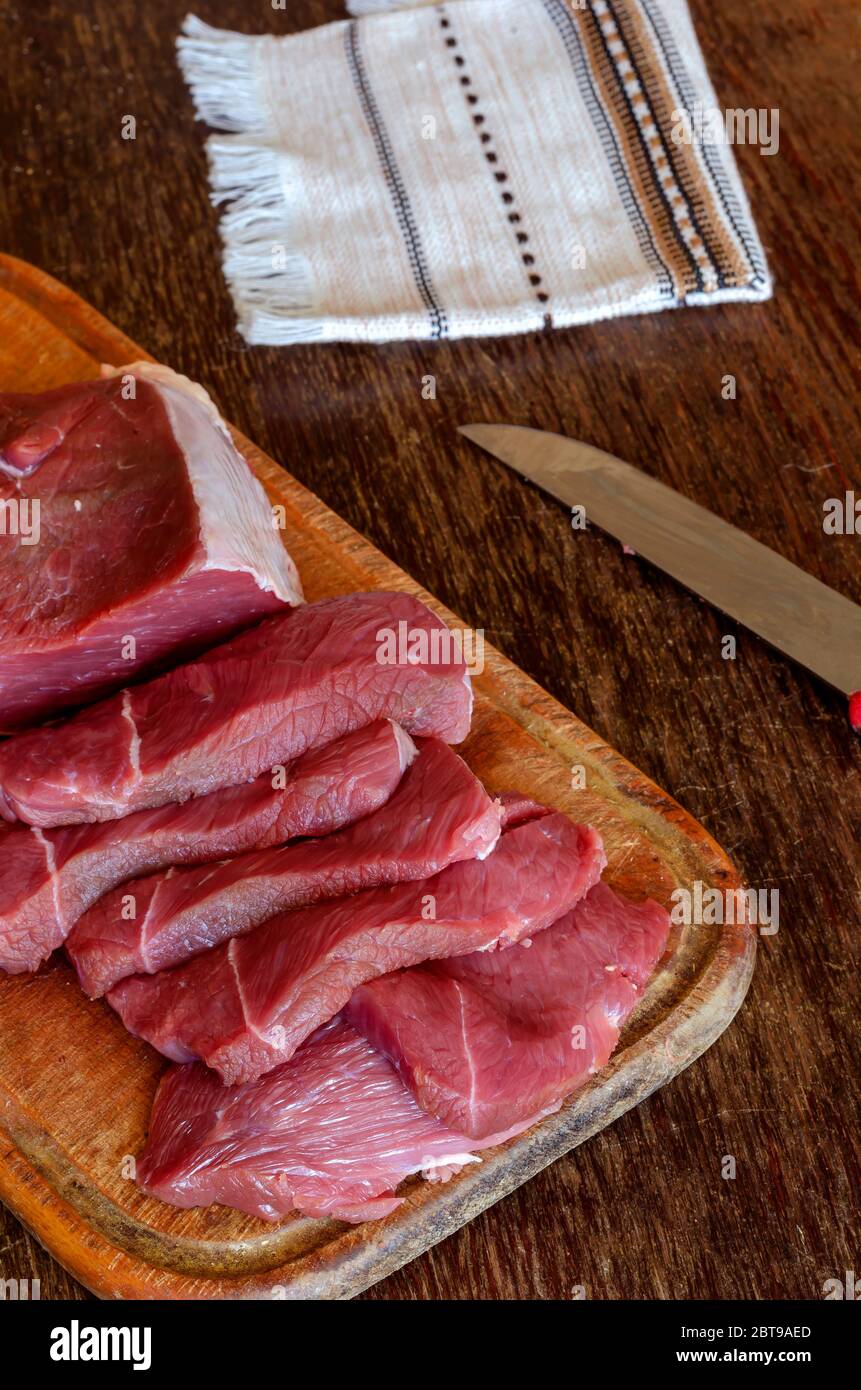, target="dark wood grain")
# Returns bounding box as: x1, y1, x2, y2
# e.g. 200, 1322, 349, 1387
0, 0, 858, 1301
